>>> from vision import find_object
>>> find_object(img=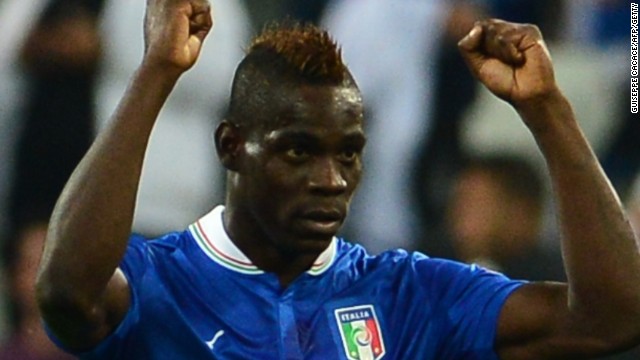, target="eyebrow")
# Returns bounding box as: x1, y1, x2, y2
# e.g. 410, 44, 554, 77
342, 132, 367, 147
267, 130, 319, 144
266, 129, 367, 146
